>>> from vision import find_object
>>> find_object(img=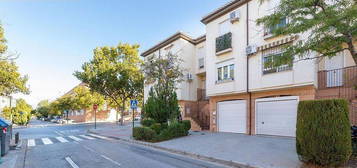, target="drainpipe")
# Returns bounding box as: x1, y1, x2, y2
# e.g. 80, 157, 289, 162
246, 1, 253, 135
